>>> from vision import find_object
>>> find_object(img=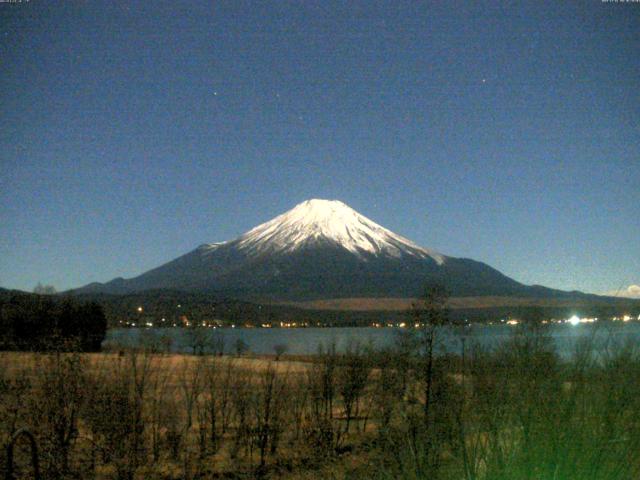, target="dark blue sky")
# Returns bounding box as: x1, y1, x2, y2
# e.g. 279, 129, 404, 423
1, 1, 638, 295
